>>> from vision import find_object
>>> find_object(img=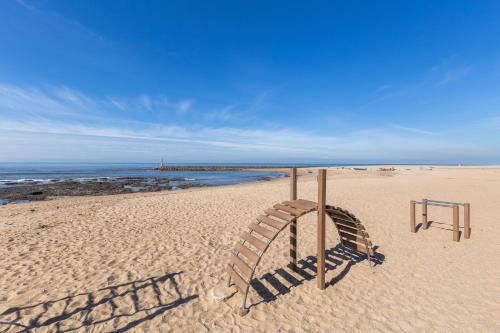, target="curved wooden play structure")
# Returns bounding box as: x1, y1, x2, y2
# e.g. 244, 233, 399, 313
226, 168, 375, 316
